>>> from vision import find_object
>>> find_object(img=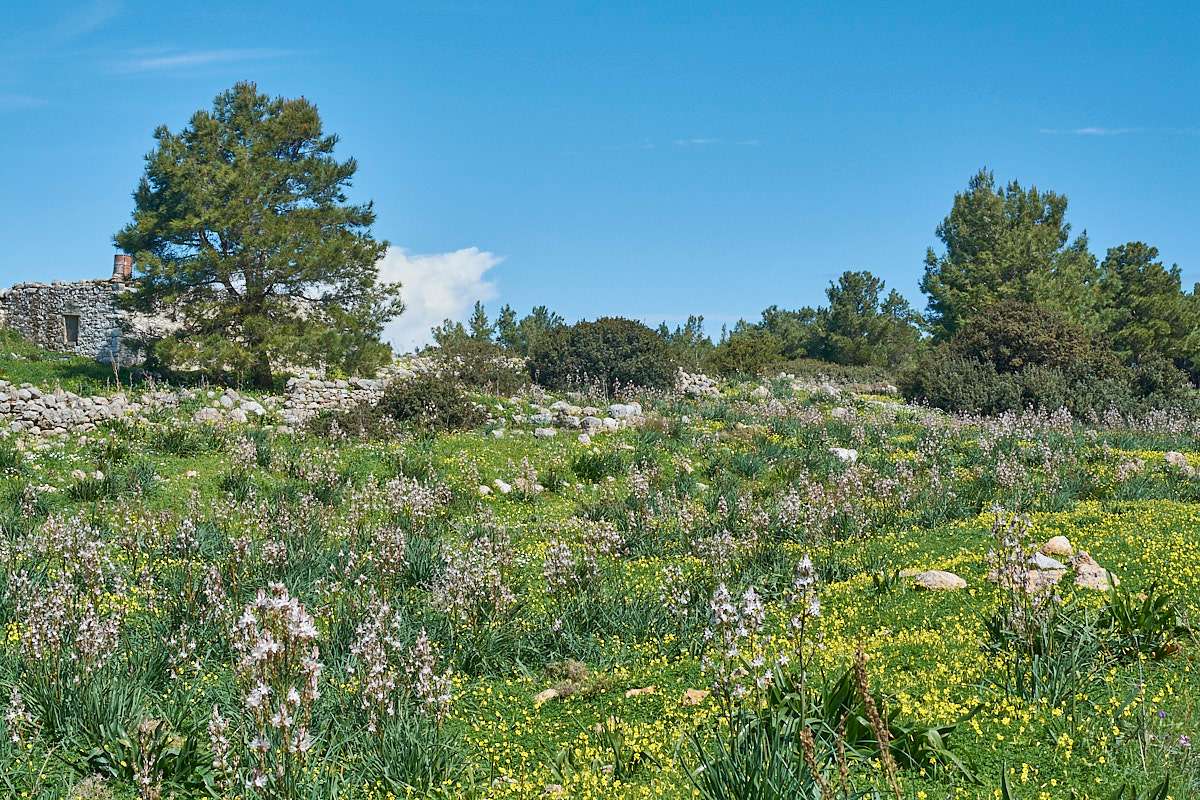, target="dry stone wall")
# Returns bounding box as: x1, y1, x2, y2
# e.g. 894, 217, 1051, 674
281, 376, 388, 425
0, 381, 166, 436
0, 280, 136, 364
